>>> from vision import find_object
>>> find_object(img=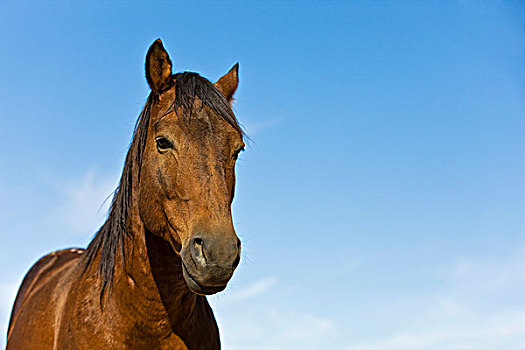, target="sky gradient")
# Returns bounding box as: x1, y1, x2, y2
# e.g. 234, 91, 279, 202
1, 2, 524, 349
